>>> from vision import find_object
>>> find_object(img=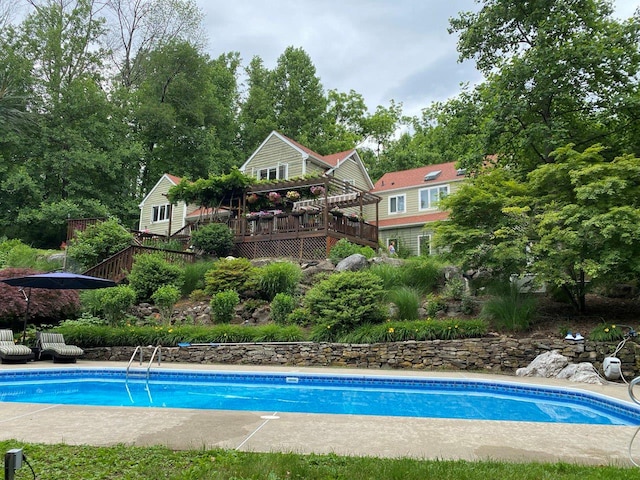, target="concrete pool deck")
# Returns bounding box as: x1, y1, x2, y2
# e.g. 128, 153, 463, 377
1, 361, 640, 466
